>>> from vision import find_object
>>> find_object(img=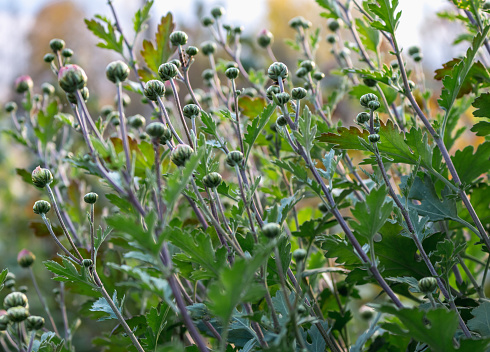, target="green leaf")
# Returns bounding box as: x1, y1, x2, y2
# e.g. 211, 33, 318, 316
471, 121, 490, 136
44, 256, 97, 288
238, 96, 267, 119
133, 0, 154, 34
451, 142, 490, 184
472, 92, 490, 118
90, 290, 124, 321
468, 300, 490, 337
243, 103, 275, 163
349, 186, 393, 242
302, 321, 329, 352
355, 18, 380, 53
367, 0, 402, 34
272, 159, 308, 183
430, 238, 466, 276
294, 106, 317, 153
84, 15, 124, 54
0, 269, 8, 292
315, 0, 343, 19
